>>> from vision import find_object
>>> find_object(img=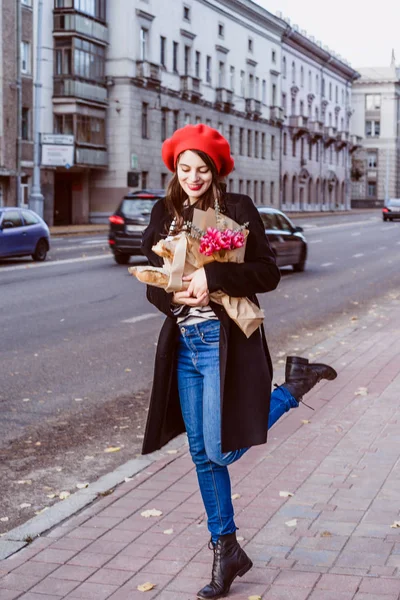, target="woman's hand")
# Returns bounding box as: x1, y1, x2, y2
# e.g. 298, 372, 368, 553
183, 267, 209, 299
173, 290, 210, 307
